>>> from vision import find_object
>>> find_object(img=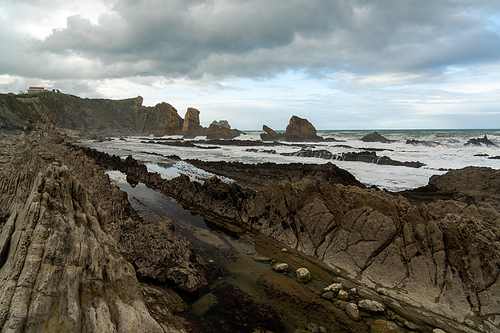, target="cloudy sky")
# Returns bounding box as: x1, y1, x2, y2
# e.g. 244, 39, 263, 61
1, 0, 500, 130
